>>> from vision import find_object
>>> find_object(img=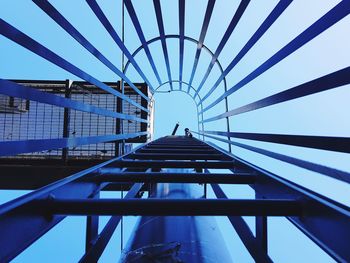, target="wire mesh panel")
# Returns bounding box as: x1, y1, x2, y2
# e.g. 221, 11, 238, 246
68, 85, 118, 159
0, 93, 64, 159
0, 80, 150, 160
